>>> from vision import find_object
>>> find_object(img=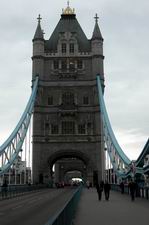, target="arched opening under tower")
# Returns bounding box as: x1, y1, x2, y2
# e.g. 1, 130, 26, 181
51, 157, 86, 186
64, 170, 83, 186
35, 149, 100, 186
